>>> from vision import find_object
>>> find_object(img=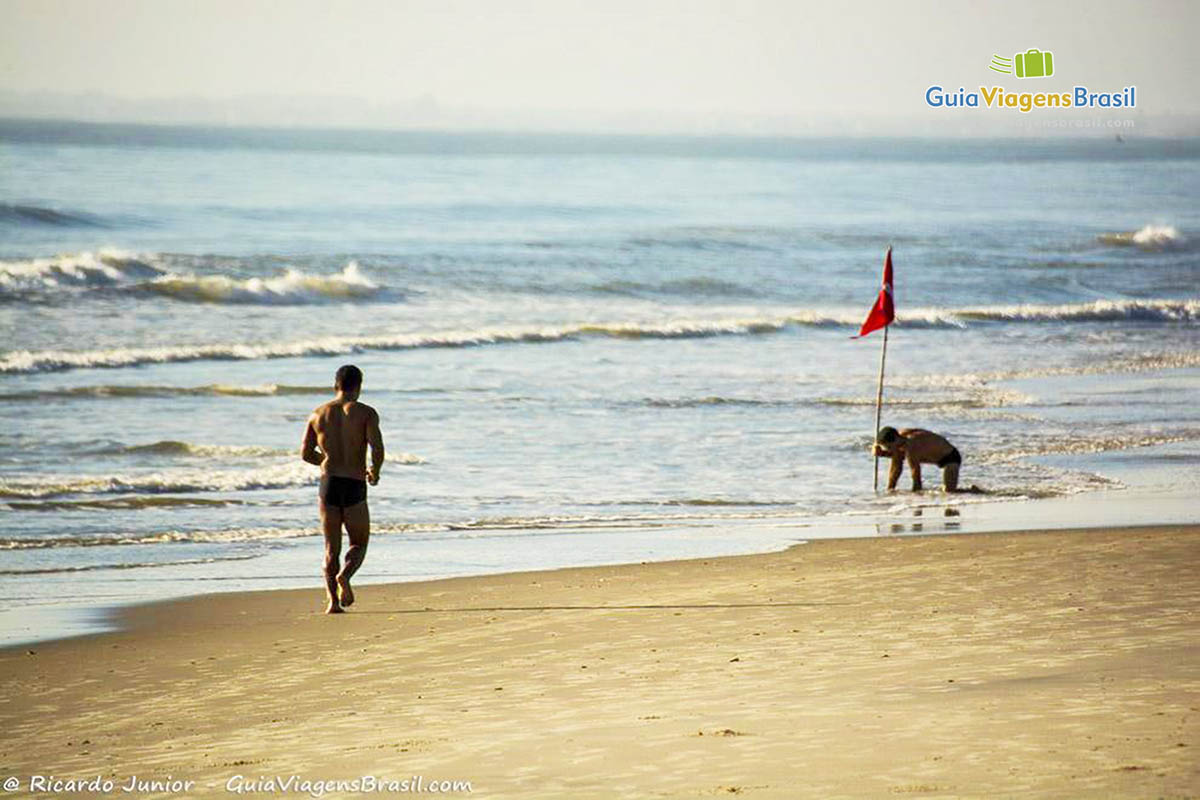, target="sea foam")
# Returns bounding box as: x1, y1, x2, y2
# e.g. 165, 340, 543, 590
144, 261, 380, 304
1098, 224, 1186, 250
2, 299, 1195, 374
0, 250, 162, 293
0, 461, 315, 499
0, 252, 383, 304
